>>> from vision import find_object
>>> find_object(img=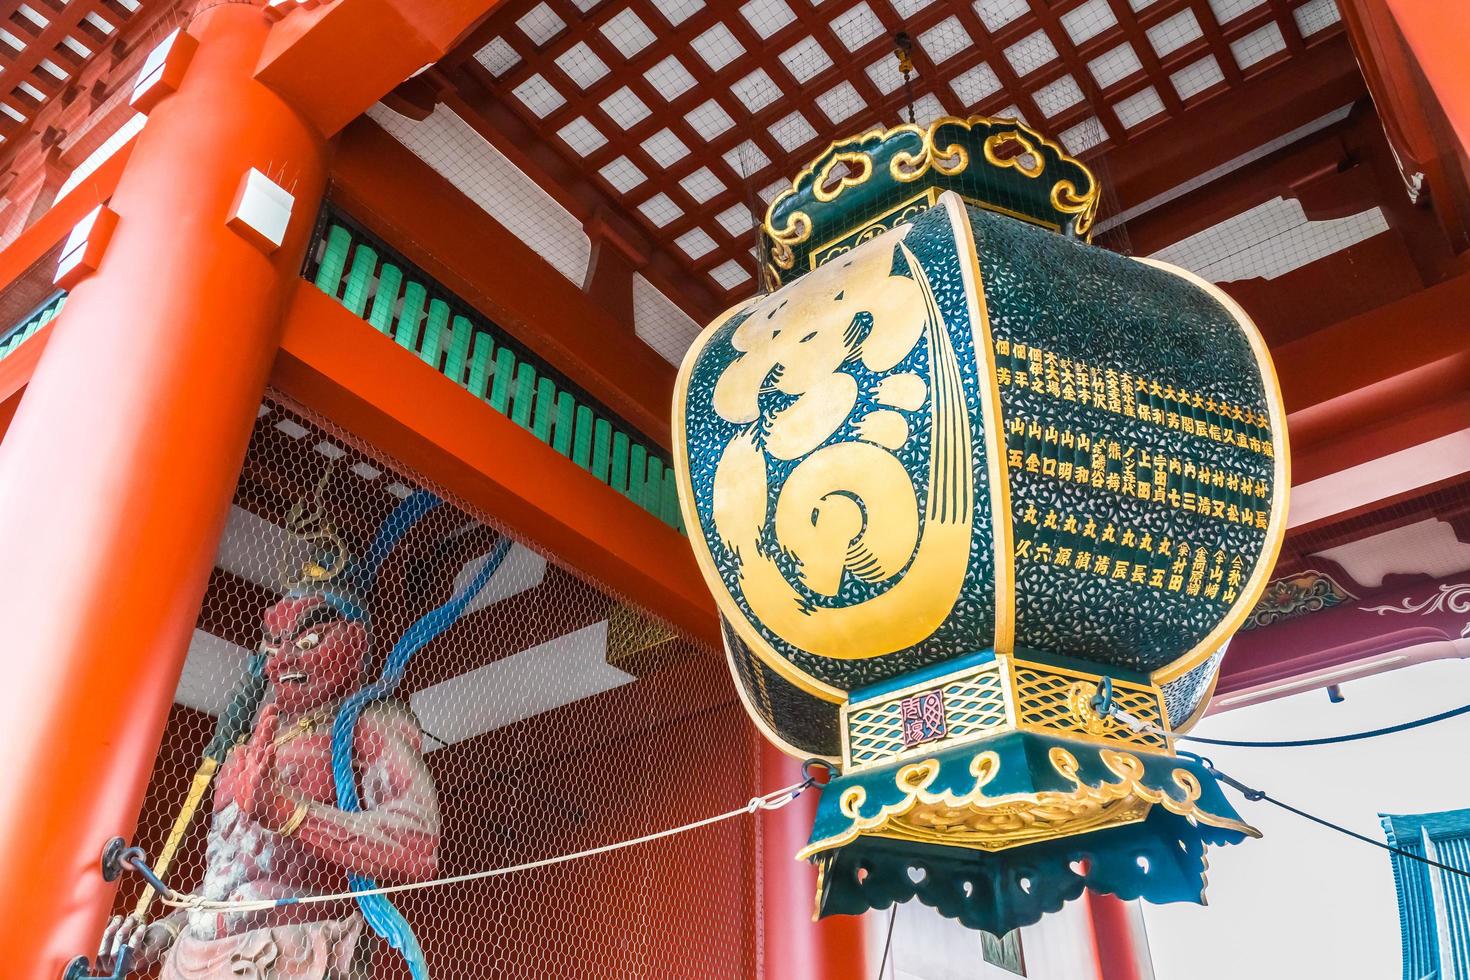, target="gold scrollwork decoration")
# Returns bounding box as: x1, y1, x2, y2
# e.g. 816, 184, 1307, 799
814, 151, 874, 202
1050, 179, 1099, 236
761, 115, 1104, 276
799, 747, 1257, 861
890, 131, 968, 184
765, 210, 811, 271
983, 132, 1045, 178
